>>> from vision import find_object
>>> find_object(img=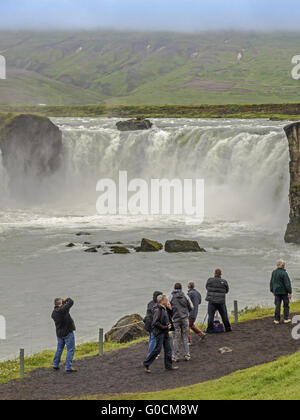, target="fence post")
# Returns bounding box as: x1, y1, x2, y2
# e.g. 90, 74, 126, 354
234, 300, 239, 323
99, 328, 104, 356
20, 348, 25, 379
